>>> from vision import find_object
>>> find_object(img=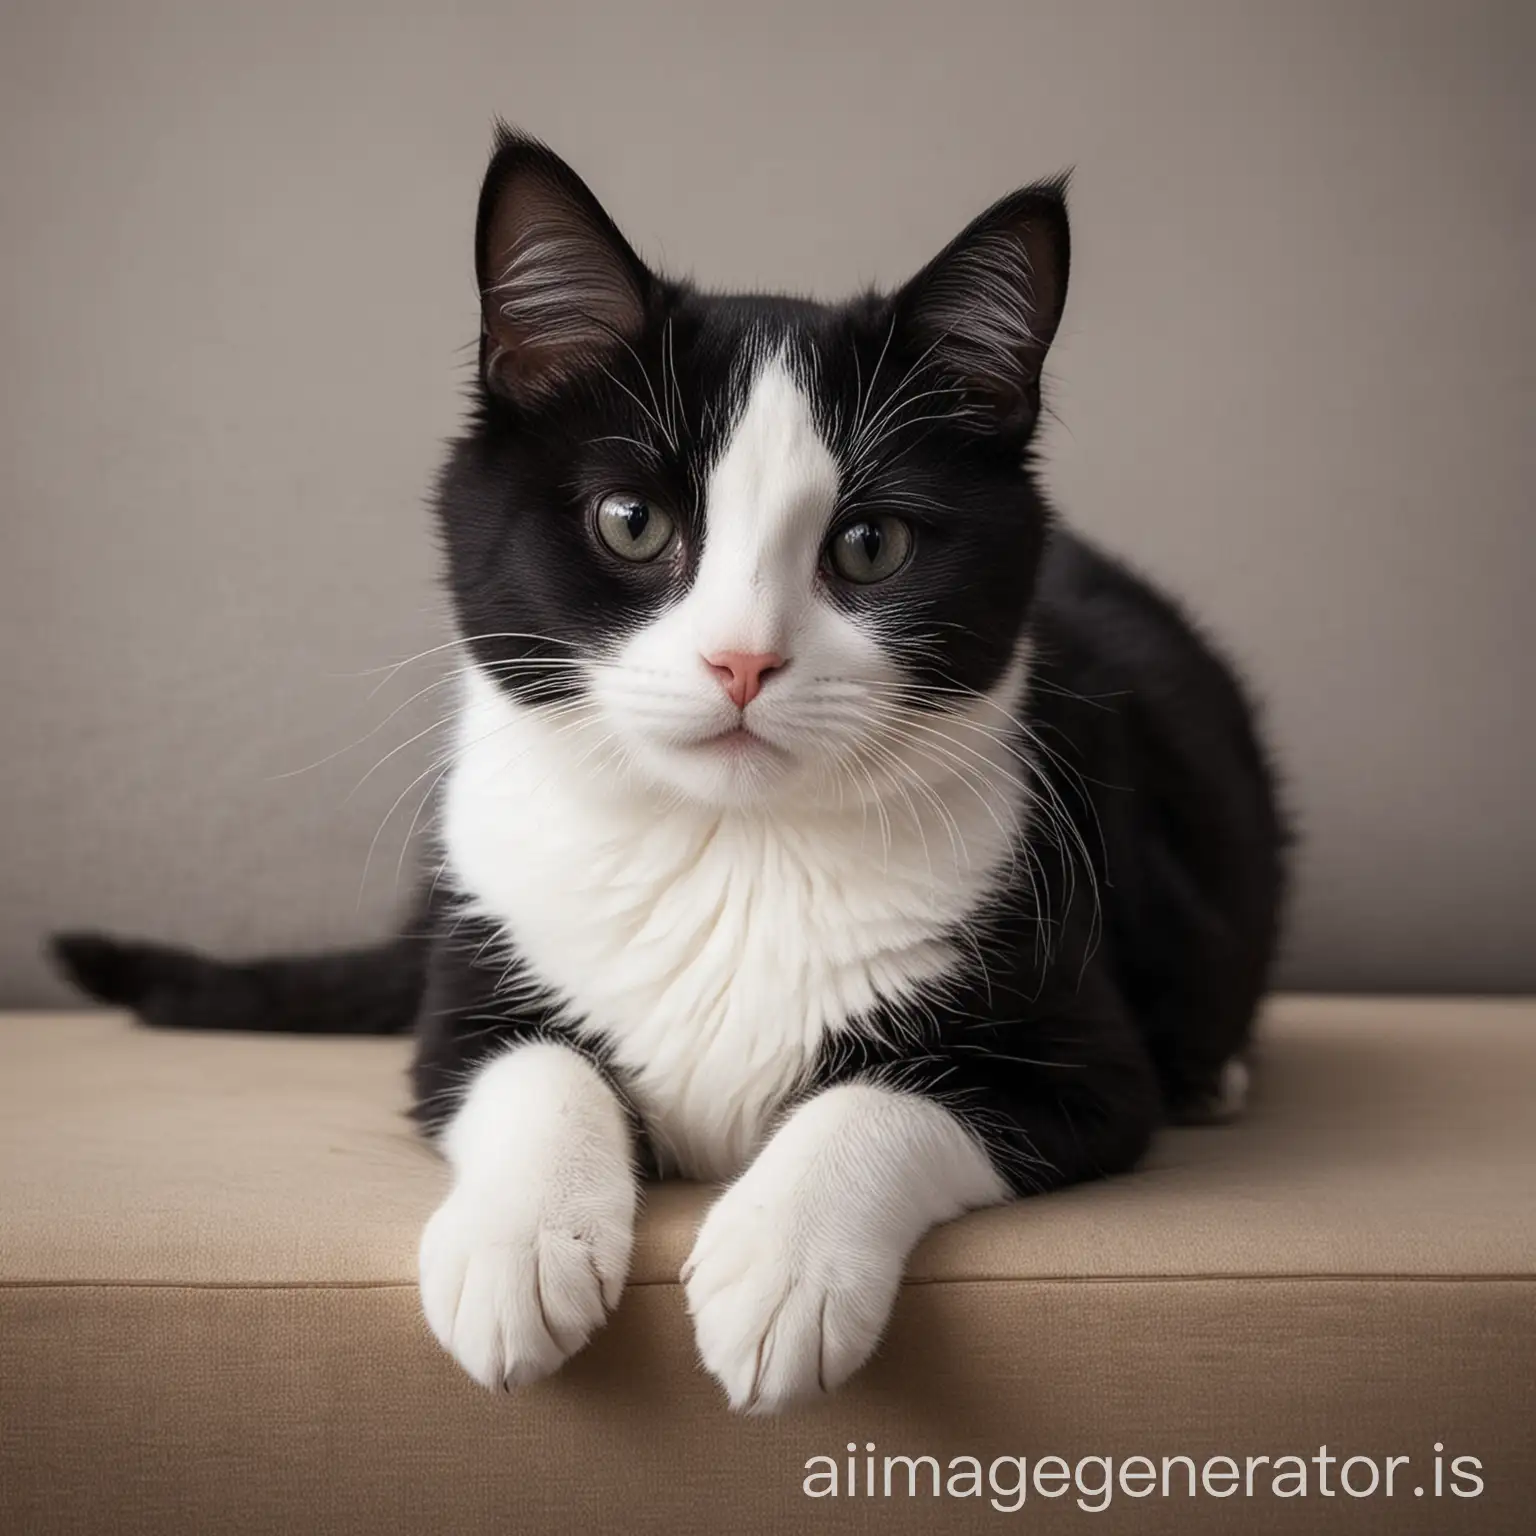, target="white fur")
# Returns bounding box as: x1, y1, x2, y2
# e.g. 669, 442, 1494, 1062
1215, 1057, 1250, 1120
442, 352, 1031, 1181
431, 350, 1032, 1406
592, 349, 891, 807
683, 1083, 1008, 1412
418, 1040, 636, 1390
443, 658, 1027, 1181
